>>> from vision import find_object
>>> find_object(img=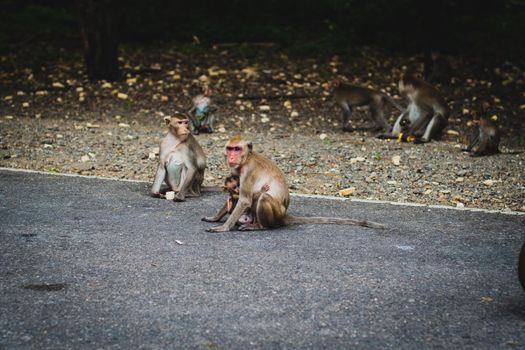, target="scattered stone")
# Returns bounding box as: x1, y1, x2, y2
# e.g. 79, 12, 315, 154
165, 191, 175, 200
339, 187, 355, 197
